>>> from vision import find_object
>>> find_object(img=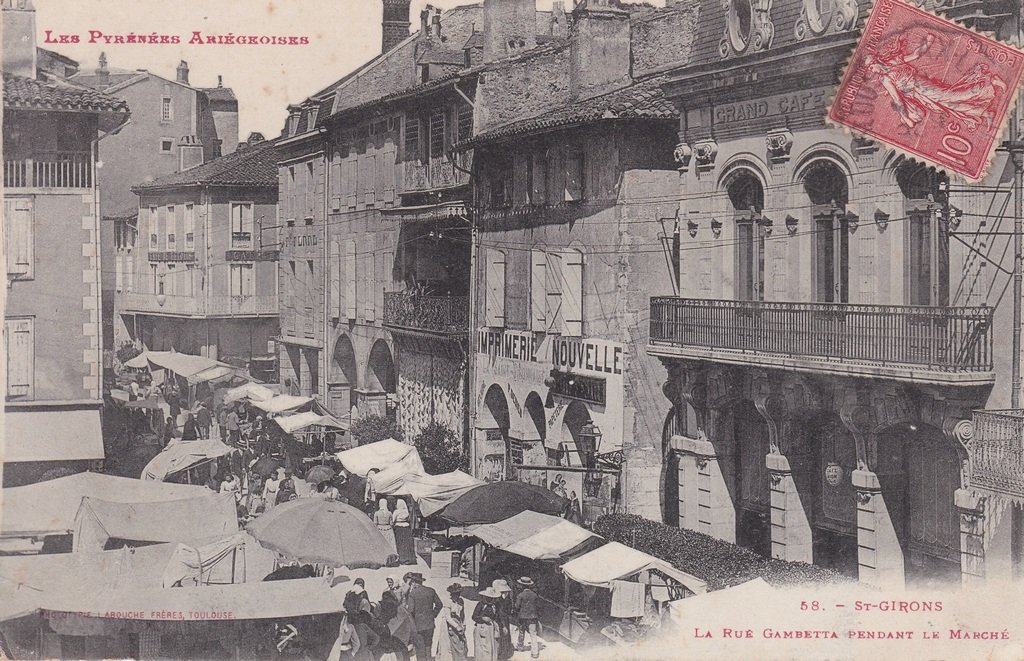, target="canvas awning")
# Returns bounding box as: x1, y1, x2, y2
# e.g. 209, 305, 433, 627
223, 381, 276, 405
336, 438, 423, 477
561, 542, 707, 594
250, 394, 315, 414
123, 350, 243, 384
3, 408, 104, 463
275, 410, 348, 434
469, 510, 599, 560
72, 493, 239, 551
141, 439, 236, 481
373, 468, 483, 516
1, 472, 208, 537
188, 363, 249, 385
